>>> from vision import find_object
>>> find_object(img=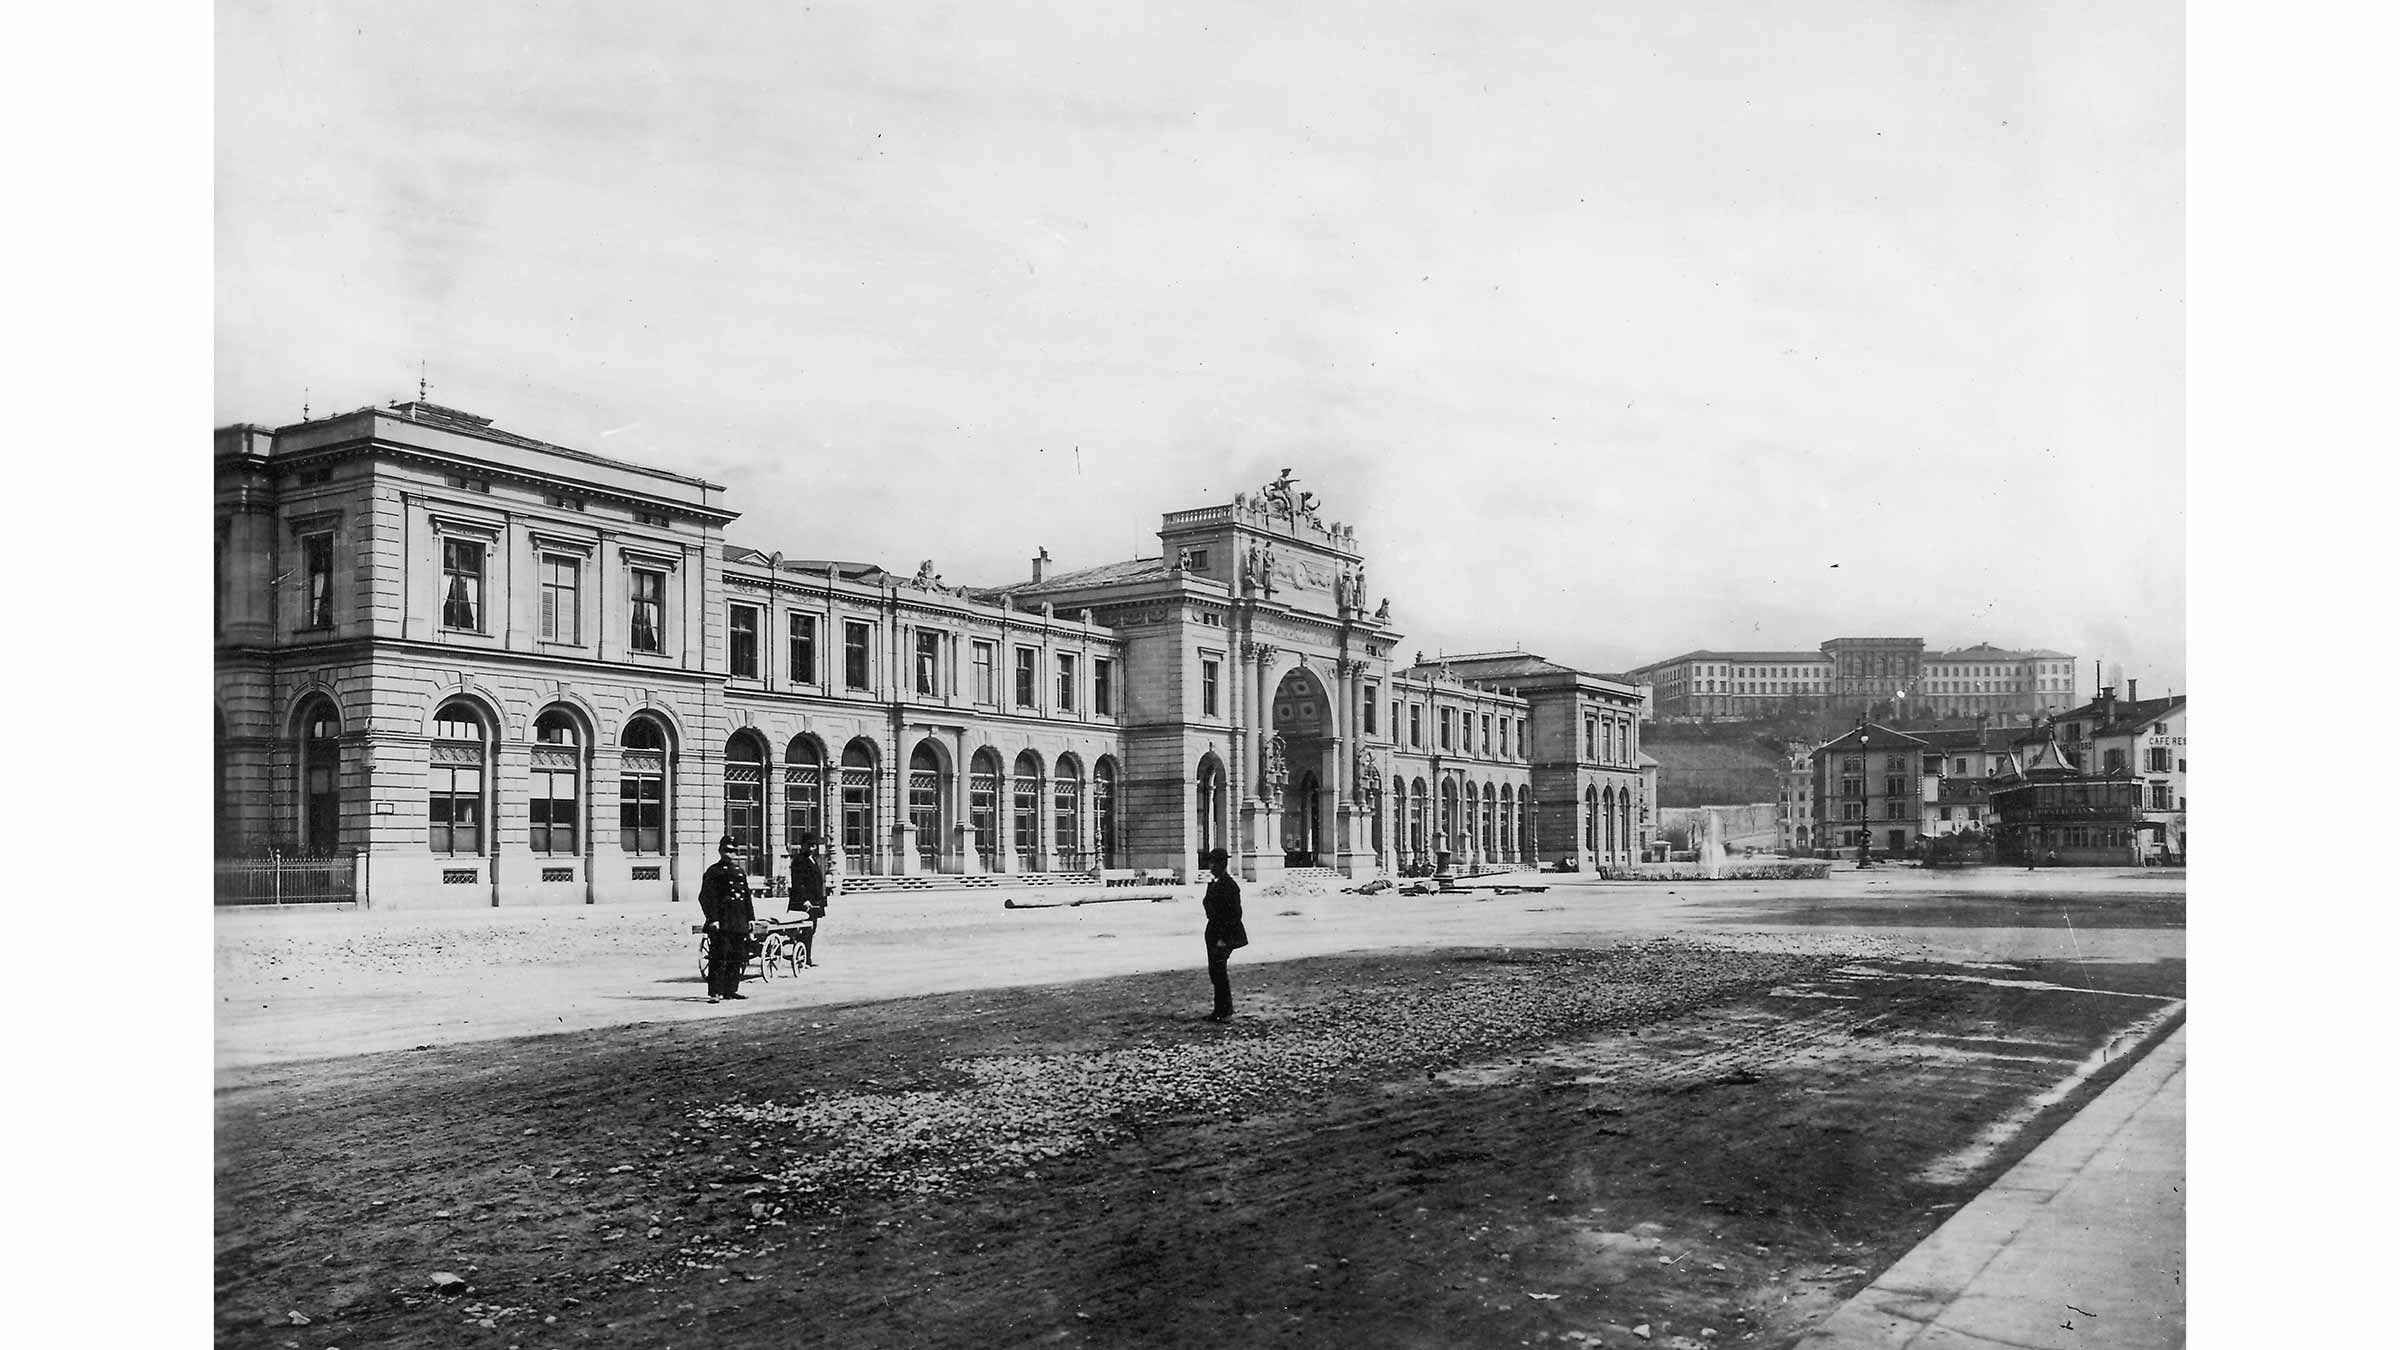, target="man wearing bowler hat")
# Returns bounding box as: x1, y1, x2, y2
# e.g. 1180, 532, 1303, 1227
698, 834, 756, 1003
1199, 848, 1247, 1022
